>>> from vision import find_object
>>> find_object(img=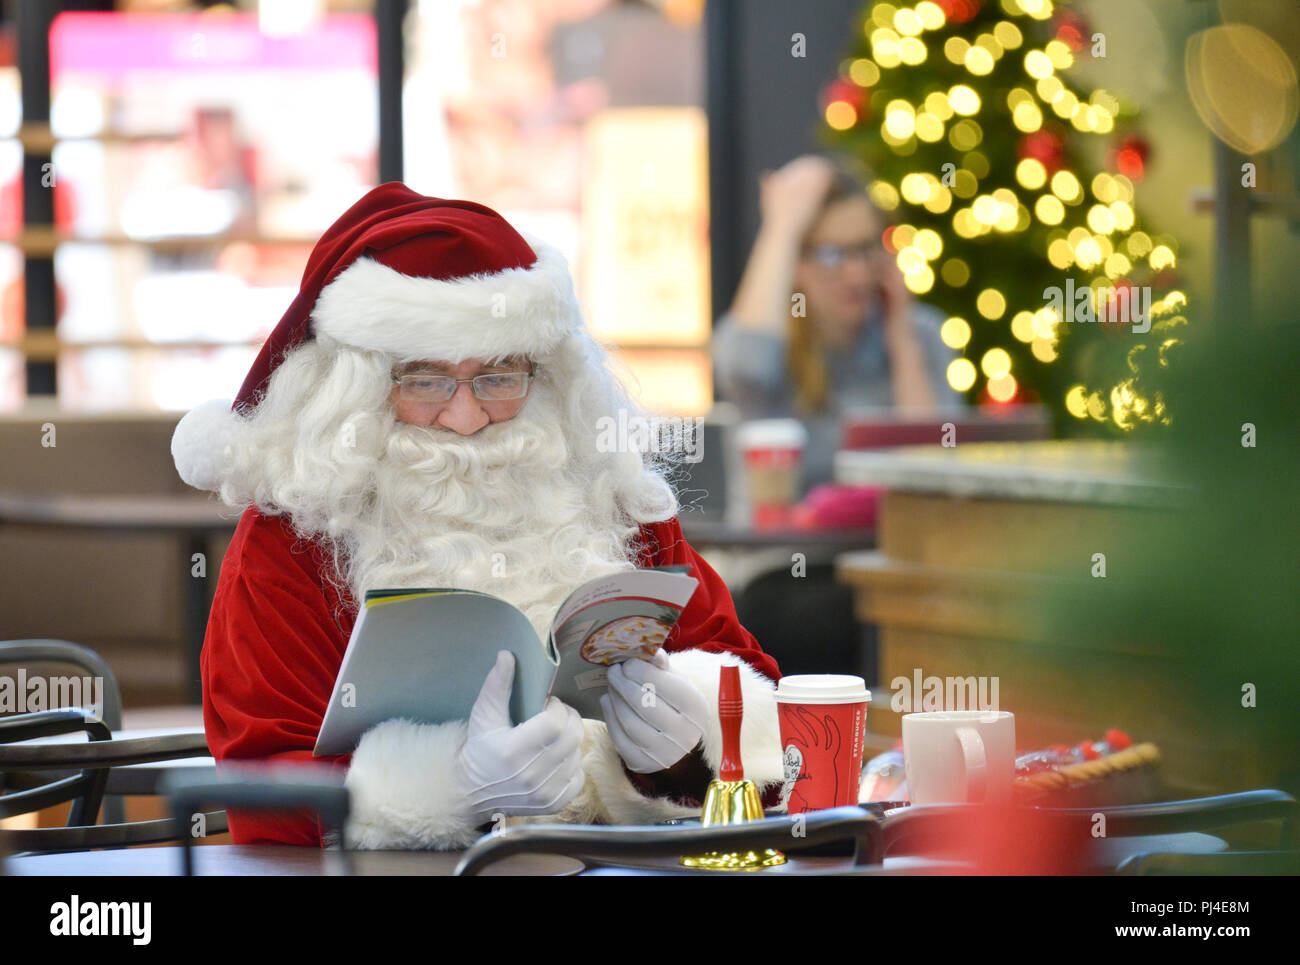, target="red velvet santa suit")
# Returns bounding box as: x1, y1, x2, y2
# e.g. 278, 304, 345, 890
202, 507, 783, 847
174, 185, 788, 849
